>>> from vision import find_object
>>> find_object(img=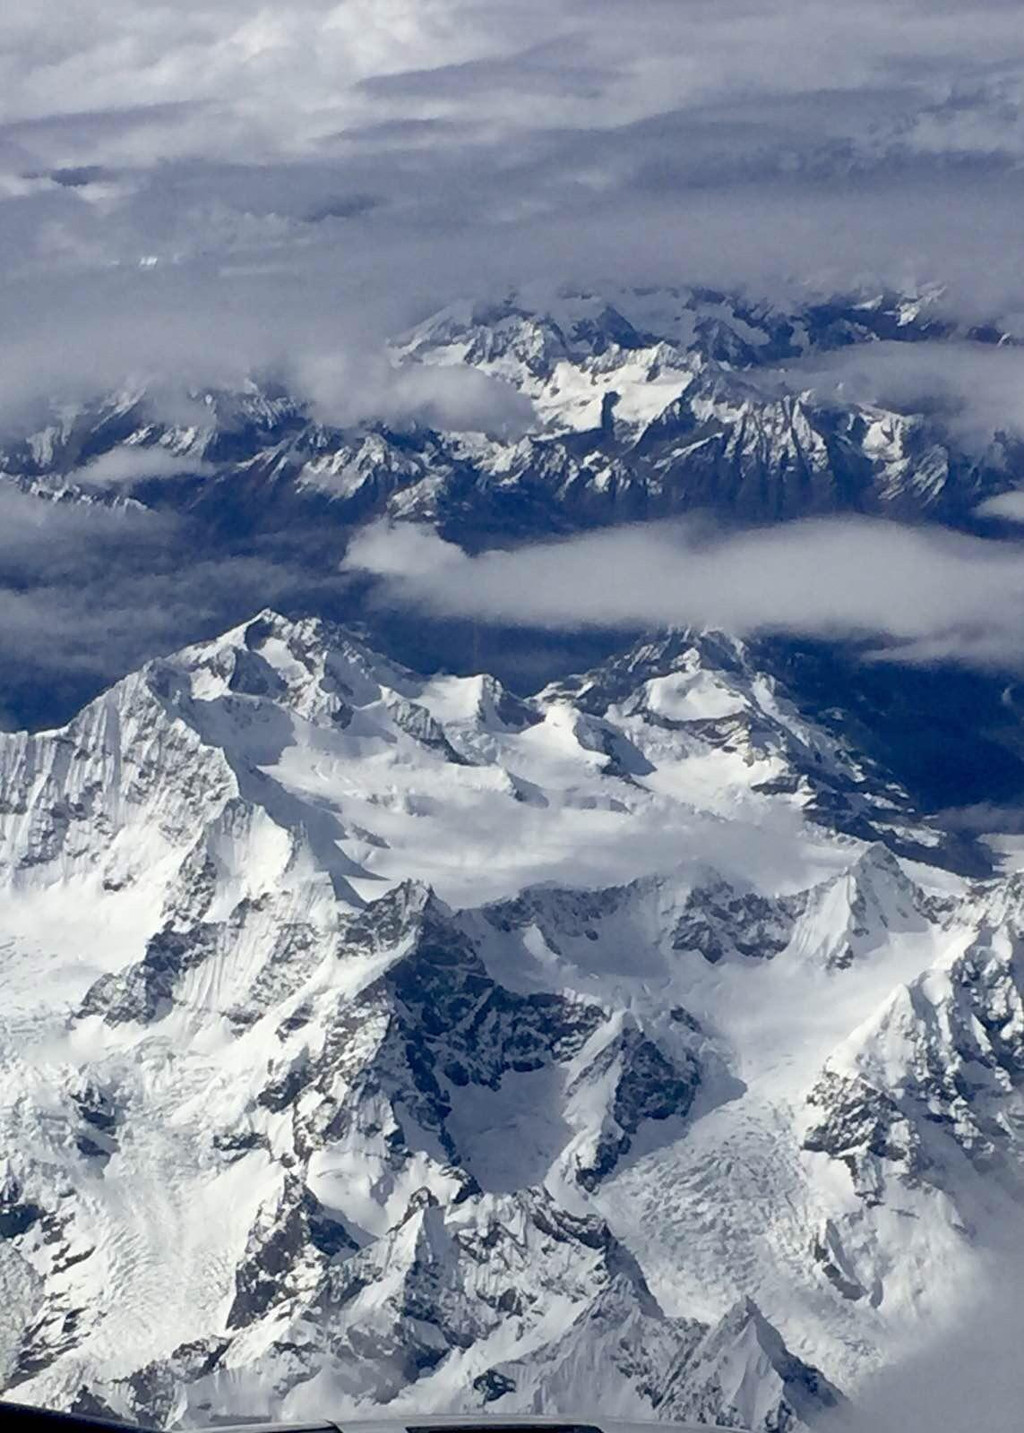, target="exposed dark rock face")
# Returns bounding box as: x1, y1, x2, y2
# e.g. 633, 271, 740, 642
671, 880, 801, 963
228, 1175, 357, 1328
568, 1024, 701, 1190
